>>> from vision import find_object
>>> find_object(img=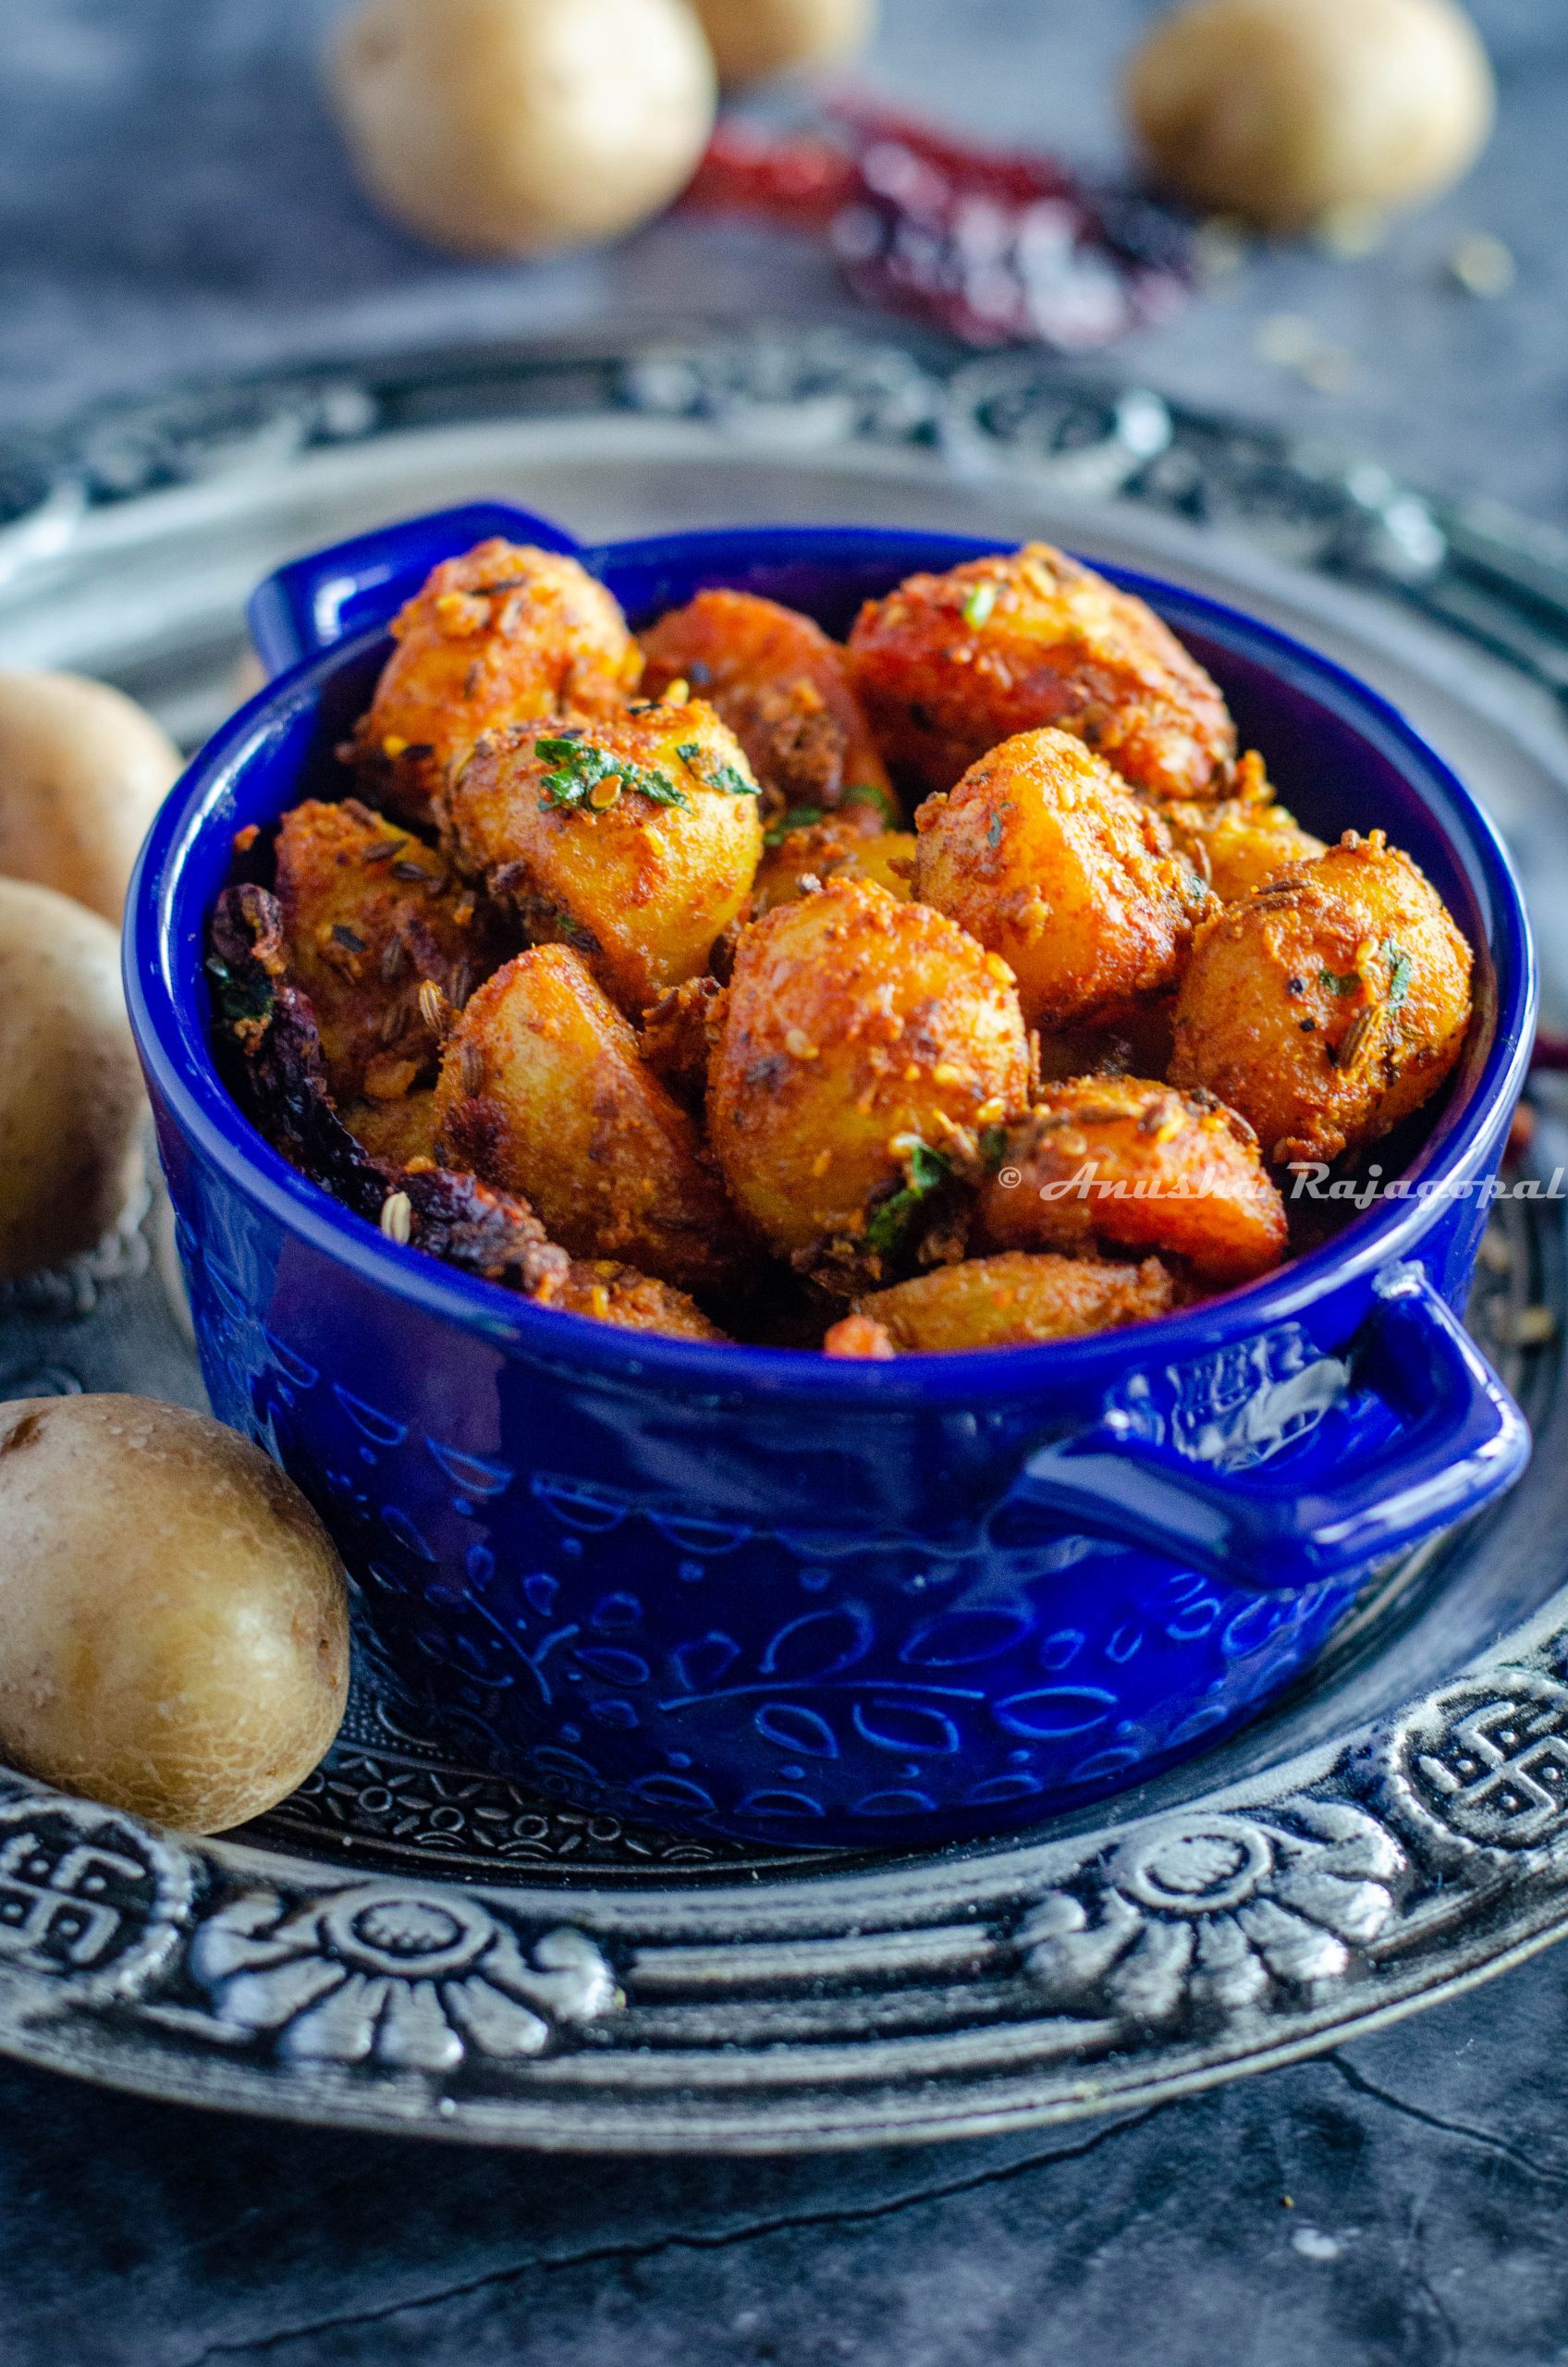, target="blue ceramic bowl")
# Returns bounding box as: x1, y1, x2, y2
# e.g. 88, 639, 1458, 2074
126, 502, 1536, 1849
